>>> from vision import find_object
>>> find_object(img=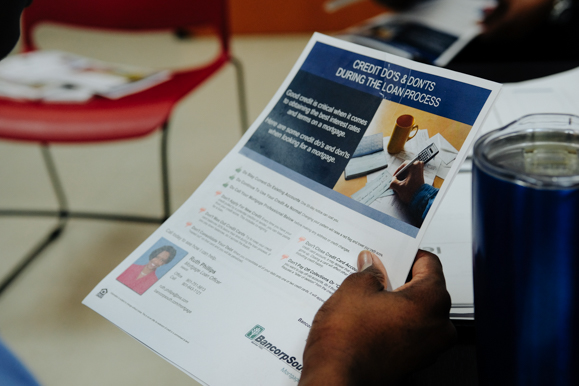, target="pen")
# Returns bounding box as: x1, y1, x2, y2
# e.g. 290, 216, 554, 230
393, 143, 439, 180
393, 160, 419, 180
